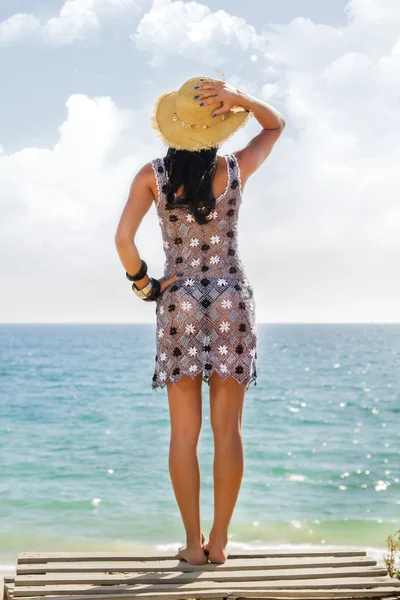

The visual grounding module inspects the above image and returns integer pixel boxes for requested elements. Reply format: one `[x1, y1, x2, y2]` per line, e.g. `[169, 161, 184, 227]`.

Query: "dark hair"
[162, 146, 220, 225]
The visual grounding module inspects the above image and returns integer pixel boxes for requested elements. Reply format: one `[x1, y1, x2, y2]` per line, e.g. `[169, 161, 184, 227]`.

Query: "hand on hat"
[195, 78, 241, 117]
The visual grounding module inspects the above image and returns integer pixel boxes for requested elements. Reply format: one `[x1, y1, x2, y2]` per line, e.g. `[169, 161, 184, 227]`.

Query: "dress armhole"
[230, 153, 243, 197]
[151, 159, 162, 207]
[215, 154, 231, 203]
[225, 153, 232, 190]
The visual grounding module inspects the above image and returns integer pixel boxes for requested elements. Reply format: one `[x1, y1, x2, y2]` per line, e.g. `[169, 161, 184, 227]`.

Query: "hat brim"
[151, 89, 253, 151]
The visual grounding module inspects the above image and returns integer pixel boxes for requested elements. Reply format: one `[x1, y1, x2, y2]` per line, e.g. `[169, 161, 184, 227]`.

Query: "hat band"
[172, 110, 226, 130]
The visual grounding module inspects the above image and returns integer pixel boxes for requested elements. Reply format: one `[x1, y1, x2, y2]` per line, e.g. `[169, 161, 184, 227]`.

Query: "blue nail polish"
[200, 102, 204, 106]
[194, 95, 200, 99]
[176, 271, 182, 277]
[212, 114, 216, 117]
[200, 78, 204, 81]
[194, 86, 199, 89]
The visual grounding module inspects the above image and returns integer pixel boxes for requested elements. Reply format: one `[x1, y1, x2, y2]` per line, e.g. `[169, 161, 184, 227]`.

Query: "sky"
[0, 0, 399, 324]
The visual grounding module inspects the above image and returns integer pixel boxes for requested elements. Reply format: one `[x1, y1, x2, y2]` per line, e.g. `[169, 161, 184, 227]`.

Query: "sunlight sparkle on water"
[288, 474, 309, 482]
[375, 481, 389, 491]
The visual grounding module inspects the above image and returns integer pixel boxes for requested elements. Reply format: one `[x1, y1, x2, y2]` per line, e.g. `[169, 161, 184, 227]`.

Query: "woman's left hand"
[158, 272, 184, 294]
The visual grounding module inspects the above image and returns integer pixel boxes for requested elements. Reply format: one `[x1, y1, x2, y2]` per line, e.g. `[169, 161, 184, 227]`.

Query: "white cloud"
[133, 0, 265, 67]
[0, 0, 140, 45]
[0, 13, 40, 45]
[45, 0, 140, 44]
[0, 94, 164, 323]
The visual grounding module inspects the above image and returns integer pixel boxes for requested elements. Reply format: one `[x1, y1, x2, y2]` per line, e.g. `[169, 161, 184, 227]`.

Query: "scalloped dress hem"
[152, 368, 257, 392]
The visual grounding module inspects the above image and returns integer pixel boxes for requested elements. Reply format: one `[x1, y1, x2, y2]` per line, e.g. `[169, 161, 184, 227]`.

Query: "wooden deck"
[3, 548, 400, 600]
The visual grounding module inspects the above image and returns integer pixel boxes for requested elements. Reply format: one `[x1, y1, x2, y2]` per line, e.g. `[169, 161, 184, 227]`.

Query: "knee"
[210, 417, 241, 443]
[171, 421, 202, 446]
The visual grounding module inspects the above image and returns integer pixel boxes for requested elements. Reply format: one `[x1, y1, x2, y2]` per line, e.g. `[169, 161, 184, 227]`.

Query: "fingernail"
[176, 272, 182, 277]
[194, 86, 199, 89]
[194, 95, 200, 99]
[200, 78, 204, 81]
[200, 102, 204, 106]
[212, 114, 216, 117]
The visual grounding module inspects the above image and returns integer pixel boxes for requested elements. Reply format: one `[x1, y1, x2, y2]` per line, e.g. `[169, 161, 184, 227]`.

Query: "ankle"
[186, 534, 203, 549]
[208, 529, 228, 546]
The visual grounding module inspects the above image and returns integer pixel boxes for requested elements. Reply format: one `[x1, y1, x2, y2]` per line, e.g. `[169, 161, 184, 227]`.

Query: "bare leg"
[204, 372, 247, 563]
[167, 373, 208, 565]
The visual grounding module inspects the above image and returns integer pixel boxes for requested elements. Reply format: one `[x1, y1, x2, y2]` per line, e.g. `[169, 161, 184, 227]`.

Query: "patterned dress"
[151, 153, 258, 391]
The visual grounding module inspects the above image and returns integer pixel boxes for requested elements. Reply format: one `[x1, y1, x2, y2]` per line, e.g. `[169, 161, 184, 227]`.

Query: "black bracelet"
[126, 259, 148, 282]
[143, 277, 161, 302]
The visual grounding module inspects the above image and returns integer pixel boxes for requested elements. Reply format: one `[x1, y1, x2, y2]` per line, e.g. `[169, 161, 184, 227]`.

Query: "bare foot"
[178, 544, 208, 565]
[203, 533, 230, 564]
[178, 532, 208, 565]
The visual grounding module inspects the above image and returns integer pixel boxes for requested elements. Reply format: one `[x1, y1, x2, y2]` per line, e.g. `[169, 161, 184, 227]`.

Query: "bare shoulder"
[232, 125, 285, 187]
[129, 160, 155, 182]
[131, 160, 159, 203]
[137, 160, 156, 180]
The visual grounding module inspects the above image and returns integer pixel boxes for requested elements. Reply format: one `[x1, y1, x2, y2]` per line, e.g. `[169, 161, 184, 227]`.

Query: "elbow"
[279, 116, 286, 130]
[114, 230, 132, 250]
[273, 118, 286, 139]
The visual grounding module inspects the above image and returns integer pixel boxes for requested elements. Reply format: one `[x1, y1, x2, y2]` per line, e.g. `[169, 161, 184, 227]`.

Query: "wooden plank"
[11, 575, 400, 597]
[12, 592, 224, 600]
[6, 591, 226, 600]
[16, 549, 368, 564]
[14, 565, 381, 585]
[15, 557, 378, 575]
[228, 591, 400, 599]
[3, 580, 14, 600]
[9, 586, 400, 600]
[14, 566, 389, 587]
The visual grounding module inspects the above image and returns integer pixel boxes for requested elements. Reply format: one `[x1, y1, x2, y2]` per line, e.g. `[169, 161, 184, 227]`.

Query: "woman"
[115, 76, 285, 566]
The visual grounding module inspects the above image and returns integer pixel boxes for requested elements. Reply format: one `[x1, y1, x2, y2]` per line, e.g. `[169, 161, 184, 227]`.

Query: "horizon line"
[1, 322, 399, 326]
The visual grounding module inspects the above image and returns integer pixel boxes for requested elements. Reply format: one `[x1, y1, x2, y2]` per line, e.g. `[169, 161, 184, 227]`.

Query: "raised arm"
[231, 89, 286, 187]
[195, 78, 286, 189]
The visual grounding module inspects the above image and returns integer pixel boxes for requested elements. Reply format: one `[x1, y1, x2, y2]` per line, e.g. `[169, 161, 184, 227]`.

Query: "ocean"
[1, 323, 399, 572]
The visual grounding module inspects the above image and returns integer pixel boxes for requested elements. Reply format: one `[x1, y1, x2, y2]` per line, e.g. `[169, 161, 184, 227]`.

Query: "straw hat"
[151, 76, 253, 151]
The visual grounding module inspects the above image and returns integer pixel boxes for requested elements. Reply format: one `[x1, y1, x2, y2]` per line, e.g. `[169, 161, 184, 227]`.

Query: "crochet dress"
[151, 153, 258, 391]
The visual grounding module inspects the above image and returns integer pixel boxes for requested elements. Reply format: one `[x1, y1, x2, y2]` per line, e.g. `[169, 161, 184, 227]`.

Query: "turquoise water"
[1, 324, 399, 571]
